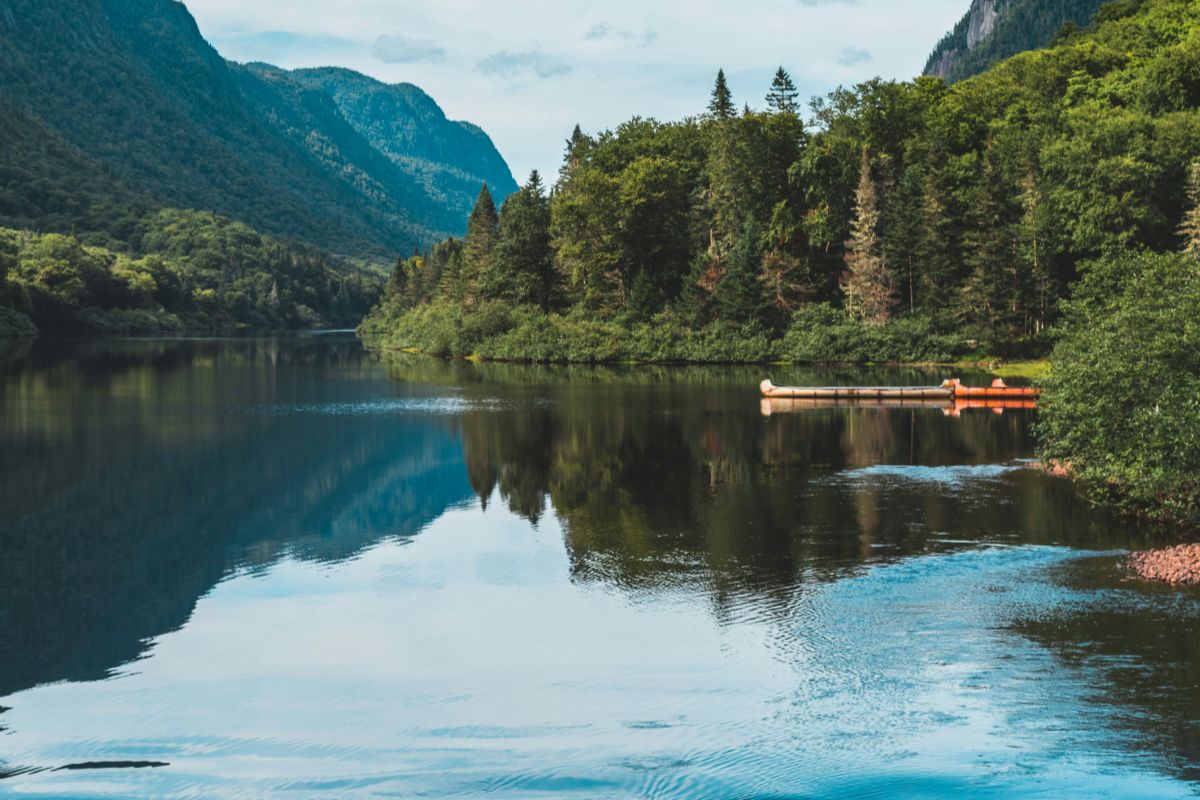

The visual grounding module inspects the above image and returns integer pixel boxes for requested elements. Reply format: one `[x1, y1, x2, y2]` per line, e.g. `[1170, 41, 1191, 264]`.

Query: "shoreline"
[368, 342, 1050, 378]
[1126, 544, 1200, 586]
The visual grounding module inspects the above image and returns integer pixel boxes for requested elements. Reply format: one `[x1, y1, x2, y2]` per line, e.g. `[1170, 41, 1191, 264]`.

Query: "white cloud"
[371, 33, 446, 64]
[183, 0, 967, 180]
[476, 48, 571, 79]
[838, 47, 873, 66]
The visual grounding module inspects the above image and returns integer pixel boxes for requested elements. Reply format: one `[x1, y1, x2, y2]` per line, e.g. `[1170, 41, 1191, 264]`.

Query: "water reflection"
[0, 337, 1196, 797]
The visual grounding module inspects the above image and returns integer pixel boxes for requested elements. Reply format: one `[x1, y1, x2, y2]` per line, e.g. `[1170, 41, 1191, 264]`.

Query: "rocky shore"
[1126, 544, 1200, 586]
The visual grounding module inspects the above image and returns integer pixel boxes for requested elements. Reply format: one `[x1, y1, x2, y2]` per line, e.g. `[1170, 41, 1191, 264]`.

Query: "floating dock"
[761, 397, 1038, 418]
[760, 378, 1040, 401]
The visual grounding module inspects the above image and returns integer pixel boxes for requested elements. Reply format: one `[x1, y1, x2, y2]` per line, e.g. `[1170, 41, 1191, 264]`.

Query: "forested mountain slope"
[362, 0, 1200, 365]
[0, 0, 515, 260]
[924, 0, 1109, 83]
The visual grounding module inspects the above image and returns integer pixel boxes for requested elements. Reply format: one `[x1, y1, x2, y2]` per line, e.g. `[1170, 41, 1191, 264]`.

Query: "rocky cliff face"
[924, 0, 1108, 83]
[927, 0, 1010, 79]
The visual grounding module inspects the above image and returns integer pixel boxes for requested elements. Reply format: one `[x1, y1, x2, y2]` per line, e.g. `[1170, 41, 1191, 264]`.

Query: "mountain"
[0, 0, 516, 261]
[924, 0, 1110, 83]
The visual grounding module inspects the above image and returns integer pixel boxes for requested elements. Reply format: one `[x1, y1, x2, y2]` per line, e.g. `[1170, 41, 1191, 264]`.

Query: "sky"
[183, 0, 968, 182]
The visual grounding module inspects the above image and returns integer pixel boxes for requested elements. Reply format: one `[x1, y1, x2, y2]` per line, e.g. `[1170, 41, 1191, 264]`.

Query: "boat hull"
[760, 379, 1040, 400]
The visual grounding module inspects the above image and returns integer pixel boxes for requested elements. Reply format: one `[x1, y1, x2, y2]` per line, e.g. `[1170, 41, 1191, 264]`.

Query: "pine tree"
[716, 220, 768, 324]
[462, 184, 499, 306]
[765, 67, 799, 115]
[1181, 159, 1200, 257]
[841, 148, 896, 325]
[708, 69, 734, 120]
[486, 171, 559, 310]
[559, 124, 591, 185]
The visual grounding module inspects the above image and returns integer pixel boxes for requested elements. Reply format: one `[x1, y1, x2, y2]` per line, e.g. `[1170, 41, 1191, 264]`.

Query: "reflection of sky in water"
[0, 500, 1191, 798]
[834, 463, 1027, 486]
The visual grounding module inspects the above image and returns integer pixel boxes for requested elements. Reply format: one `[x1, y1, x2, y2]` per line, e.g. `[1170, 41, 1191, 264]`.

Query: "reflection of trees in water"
[1012, 563, 1200, 782]
[0, 337, 472, 700]
[437, 358, 1150, 611]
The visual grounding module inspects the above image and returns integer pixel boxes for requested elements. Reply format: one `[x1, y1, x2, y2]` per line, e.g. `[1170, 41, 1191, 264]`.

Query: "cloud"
[476, 49, 571, 79]
[583, 22, 658, 47]
[838, 47, 873, 66]
[371, 33, 446, 64]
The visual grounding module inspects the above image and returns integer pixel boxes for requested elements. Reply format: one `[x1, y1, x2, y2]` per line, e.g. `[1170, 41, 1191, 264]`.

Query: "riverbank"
[358, 300, 1050, 369]
[1127, 545, 1200, 586]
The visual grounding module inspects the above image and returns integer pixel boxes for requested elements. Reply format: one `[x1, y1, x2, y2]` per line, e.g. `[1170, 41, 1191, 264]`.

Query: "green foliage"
[1039, 251, 1200, 526]
[766, 68, 801, 115]
[782, 304, 965, 363]
[362, 0, 1200, 367]
[708, 69, 735, 120]
[486, 172, 560, 310]
[0, 0, 515, 261]
[362, 299, 778, 364]
[0, 211, 381, 336]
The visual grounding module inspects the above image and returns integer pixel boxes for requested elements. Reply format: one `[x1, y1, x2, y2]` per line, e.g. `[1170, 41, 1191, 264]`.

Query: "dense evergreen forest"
[925, 0, 1110, 83]
[362, 0, 1200, 365]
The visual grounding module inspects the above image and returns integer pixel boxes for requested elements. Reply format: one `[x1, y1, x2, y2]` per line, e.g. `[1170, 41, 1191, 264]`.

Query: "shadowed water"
[0, 333, 1197, 798]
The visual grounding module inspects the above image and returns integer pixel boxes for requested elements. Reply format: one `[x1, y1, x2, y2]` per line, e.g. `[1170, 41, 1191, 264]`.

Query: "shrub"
[782, 304, 965, 363]
[1039, 252, 1200, 526]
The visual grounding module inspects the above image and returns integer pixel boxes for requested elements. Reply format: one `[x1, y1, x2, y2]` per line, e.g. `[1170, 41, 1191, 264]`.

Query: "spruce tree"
[486, 171, 558, 310]
[765, 67, 799, 115]
[841, 147, 896, 325]
[708, 69, 734, 120]
[1181, 159, 1200, 257]
[559, 124, 591, 185]
[716, 220, 768, 324]
[462, 184, 499, 306]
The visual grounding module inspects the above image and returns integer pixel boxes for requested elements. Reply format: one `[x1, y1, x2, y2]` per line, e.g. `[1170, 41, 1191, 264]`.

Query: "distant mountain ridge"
[924, 0, 1110, 83]
[0, 0, 516, 261]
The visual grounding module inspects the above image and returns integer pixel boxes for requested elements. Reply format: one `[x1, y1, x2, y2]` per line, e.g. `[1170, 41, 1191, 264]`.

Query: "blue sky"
[184, 0, 968, 182]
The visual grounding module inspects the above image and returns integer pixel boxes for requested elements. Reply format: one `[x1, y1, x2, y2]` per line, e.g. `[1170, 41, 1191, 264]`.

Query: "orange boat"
[761, 396, 1037, 418]
[760, 378, 1040, 401]
[942, 378, 1041, 400]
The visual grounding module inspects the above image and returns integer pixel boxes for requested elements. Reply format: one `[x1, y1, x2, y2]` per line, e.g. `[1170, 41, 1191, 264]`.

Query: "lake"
[0, 332, 1197, 799]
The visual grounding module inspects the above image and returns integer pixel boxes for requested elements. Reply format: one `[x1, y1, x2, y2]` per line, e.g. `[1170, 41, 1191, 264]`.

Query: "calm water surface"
[0, 333, 1198, 799]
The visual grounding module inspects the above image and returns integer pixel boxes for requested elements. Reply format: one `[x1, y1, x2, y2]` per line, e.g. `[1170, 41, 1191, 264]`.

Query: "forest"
[0, 210, 381, 336]
[362, 0, 1200, 367]
[359, 0, 1200, 526]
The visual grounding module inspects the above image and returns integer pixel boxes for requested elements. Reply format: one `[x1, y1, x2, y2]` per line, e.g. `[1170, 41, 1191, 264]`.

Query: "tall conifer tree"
[462, 184, 499, 305]
[1181, 159, 1200, 257]
[766, 67, 799, 115]
[841, 148, 896, 324]
[708, 69, 735, 120]
[487, 171, 558, 310]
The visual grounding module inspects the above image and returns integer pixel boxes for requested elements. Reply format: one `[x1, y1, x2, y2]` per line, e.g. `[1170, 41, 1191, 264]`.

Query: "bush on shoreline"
[359, 299, 968, 365]
[1039, 251, 1200, 528]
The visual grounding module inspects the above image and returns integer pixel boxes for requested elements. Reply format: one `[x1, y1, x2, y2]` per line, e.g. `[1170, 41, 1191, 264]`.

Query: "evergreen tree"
[462, 184, 499, 306]
[559, 124, 592, 186]
[708, 69, 735, 120]
[766, 67, 800, 115]
[841, 148, 895, 324]
[958, 143, 1026, 341]
[487, 171, 559, 310]
[716, 220, 768, 324]
[384, 256, 408, 299]
[1181, 159, 1200, 256]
